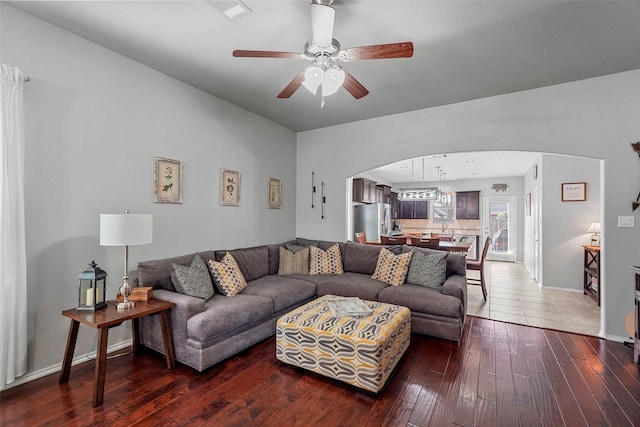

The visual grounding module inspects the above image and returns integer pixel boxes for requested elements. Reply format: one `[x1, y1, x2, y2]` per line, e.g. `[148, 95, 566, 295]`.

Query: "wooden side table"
[59, 298, 175, 407]
[631, 266, 640, 365]
[583, 245, 601, 306]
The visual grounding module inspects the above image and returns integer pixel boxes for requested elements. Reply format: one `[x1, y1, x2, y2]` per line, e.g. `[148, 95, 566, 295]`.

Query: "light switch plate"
[618, 216, 635, 227]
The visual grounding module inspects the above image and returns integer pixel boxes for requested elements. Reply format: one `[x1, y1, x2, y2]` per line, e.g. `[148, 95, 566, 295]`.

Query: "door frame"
[482, 196, 517, 262]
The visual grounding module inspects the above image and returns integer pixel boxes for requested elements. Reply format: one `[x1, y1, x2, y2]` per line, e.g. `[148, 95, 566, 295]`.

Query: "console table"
[59, 299, 175, 407]
[583, 245, 601, 306]
[630, 266, 640, 365]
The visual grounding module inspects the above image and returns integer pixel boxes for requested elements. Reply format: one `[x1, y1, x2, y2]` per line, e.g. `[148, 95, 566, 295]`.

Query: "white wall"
[1, 4, 297, 382]
[297, 70, 640, 341]
[540, 155, 600, 290]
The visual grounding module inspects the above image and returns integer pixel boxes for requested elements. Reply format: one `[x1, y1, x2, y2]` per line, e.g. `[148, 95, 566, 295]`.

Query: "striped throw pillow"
[278, 246, 310, 275]
[309, 244, 344, 275]
[371, 247, 413, 286]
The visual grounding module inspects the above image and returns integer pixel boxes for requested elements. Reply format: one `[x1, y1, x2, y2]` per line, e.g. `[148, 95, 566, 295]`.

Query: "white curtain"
[0, 64, 27, 390]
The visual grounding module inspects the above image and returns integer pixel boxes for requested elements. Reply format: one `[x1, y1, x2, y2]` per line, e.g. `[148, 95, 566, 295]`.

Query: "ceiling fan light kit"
[232, 0, 414, 107]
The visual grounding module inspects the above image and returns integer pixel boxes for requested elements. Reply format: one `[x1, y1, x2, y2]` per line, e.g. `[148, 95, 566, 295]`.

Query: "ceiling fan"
[232, 0, 414, 107]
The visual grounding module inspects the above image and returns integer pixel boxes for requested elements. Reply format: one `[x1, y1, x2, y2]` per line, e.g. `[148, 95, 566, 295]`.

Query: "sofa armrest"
[152, 289, 207, 327]
[441, 274, 467, 304]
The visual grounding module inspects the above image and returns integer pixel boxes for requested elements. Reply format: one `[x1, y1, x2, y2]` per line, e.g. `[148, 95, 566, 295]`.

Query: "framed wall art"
[153, 156, 183, 204]
[561, 182, 587, 202]
[268, 177, 281, 209]
[220, 169, 240, 206]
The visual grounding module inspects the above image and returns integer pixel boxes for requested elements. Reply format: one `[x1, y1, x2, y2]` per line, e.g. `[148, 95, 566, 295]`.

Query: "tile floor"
[466, 261, 601, 336]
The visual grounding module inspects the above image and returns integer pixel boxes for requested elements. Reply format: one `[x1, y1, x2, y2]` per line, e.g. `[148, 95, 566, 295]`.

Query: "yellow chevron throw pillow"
[371, 247, 413, 286]
[207, 252, 247, 296]
[309, 244, 344, 275]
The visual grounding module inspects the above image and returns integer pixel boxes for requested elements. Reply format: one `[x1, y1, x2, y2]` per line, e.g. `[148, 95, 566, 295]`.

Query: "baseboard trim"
[602, 333, 629, 343]
[0, 339, 132, 392]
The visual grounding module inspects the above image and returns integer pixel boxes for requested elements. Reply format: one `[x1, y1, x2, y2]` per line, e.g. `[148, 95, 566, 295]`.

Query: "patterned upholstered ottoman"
[276, 295, 411, 393]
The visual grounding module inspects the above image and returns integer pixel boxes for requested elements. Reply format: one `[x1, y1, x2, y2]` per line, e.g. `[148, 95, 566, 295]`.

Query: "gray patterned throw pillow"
[171, 254, 215, 300]
[406, 249, 448, 289]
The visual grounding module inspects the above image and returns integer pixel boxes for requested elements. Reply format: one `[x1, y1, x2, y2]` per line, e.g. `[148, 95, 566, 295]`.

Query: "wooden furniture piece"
[583, 245, 601, 306]
[381, 235, 407, 245]
[630, 266, 640, 364]
[466, 236, 492, 300]
[354, 232, 367, 244]
[438, 240, 473, 253]
[411, 237, 440, 249]
[59, 298, 176, 407]
[375, 184, 391, 203]
[455, 191, 480, 219]
[352, 178, 377, 204]
[397, 200, 429, 219]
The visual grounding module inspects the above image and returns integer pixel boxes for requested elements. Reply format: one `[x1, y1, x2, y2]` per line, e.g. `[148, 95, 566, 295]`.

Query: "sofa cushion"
[342, 242, 403, 275]
[402, 245, 466, 277]
[315, 272, 388, 301]
[371, 248, 413, 286]
[407, 249, 448, 289]
[214, 246, 270, 282]
[170, 254, 215, 300]
[378, 284, 463, 319]
[310, 244, 344, 275]
[138, 252, 198, 292]
[285, 243, 307, 253]
[208, 253, 248, 297]
[267, 244, 283, 275]
[278, 246, 310, 275]
[242, 275, 316, 312]
[296, 237, 319, 247]
[187, 294, 273, 344]
[445, 252, 467, 277]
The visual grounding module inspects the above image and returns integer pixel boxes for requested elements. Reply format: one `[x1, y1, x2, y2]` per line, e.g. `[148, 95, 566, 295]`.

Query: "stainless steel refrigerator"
[354, 203, 391, 243]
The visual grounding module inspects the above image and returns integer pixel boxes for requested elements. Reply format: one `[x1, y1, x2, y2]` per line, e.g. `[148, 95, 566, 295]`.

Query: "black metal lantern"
[77, 261, 107, 311]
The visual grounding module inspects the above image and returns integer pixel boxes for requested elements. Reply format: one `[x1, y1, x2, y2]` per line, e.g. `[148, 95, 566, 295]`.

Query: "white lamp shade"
[100, 213, 153, 246]
[321, 68, 345, 96]
[587, 222, 601, 233]
[302, 66, 323, 95]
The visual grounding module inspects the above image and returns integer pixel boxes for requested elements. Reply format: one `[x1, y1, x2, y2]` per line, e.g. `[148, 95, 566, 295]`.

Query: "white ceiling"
[9, 0, 640, 133]
[363, 151, 539, 185]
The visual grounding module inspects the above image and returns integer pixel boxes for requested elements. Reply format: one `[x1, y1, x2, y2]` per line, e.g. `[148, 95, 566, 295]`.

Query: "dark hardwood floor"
[2, 316, 639, 426]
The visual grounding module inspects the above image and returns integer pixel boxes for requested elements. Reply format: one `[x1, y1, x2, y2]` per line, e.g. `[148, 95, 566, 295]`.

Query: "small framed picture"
[525, 192, 531, 216]
[268, 177, 281, 209]
[154, 156, 183, 204]
[220, 169, 240, 206]
[561, 182, 587, 202]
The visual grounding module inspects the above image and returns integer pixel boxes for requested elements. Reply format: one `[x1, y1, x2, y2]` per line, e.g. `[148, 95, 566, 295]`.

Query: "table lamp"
[587, 222, 601, 246]
[100, 210, 153, 310]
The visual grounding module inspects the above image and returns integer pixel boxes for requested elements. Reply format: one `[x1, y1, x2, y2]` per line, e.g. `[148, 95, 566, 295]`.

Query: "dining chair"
[380, 235, 407, 245]
[466, 236, 492, 300]
[411, 238, 440, 249]
[354, 232, 367, 244]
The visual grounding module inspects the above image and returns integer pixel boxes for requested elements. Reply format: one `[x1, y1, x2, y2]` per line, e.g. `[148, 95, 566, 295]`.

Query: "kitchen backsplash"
[394, 219, 481, 235]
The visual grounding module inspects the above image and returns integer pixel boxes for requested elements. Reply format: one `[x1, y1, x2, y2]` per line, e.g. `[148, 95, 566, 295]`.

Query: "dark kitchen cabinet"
[390, 192, 399, 218]
[376, 185, 391, 204]
[353, 178, 377, 203]
[456, 191, 480, 219]
[397, 200, 429, 219]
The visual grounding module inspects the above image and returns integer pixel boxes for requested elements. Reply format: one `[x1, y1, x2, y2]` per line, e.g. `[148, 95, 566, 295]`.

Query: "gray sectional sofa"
[136, 238, 468, 372]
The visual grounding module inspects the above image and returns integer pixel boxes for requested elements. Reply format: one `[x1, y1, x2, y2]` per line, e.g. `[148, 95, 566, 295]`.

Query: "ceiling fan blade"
[342, 70, 369, 99]
[310, 3, 335, 47]
[233, 50, 303, 59]
[277, 72, 305, 98]
[339, 42, 414, 61]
